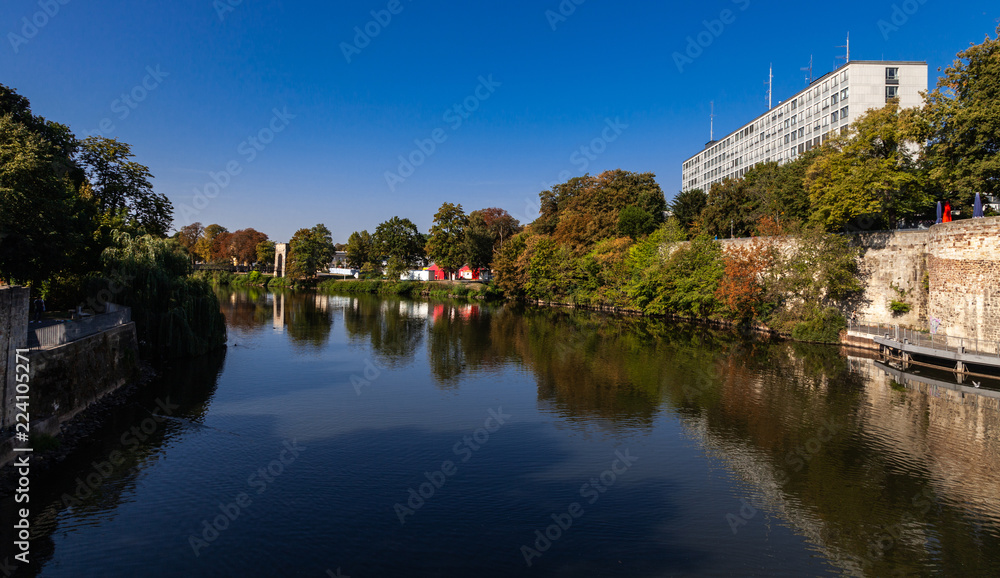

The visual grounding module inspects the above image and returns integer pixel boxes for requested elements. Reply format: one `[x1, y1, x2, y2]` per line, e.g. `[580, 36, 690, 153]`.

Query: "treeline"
[343, 206, 522, 279]
[0, 84, 224, 358]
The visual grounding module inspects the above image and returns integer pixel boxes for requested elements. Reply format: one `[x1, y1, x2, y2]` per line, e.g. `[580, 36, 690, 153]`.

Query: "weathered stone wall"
[851, 230, 929, 329]
[715, 217, 1000, 341]
[926, 218, 1000, 342]
[0, 286, 29, 431]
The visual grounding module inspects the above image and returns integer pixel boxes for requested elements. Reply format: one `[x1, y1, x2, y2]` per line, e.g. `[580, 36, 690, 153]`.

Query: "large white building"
[681, 60, 927, 192]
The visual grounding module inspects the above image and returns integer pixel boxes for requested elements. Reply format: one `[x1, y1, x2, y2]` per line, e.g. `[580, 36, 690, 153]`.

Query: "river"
[7, 289, 1000, 577]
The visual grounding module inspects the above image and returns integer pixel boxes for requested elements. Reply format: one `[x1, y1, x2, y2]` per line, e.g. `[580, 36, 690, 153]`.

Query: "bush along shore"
[316, 279, 504, 301]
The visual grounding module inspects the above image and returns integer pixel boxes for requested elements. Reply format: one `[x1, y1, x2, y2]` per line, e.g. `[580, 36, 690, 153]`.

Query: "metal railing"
[848, 320, 1000, 359]
[28, 308, 131, 350]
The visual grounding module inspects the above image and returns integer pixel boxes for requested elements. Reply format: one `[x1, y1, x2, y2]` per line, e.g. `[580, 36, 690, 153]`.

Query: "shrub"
[791, 307, 846, 343]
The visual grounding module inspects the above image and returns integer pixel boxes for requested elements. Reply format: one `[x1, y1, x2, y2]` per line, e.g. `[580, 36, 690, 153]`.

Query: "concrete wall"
[25, 323, 139, 430]
[0, 286, 29, 431]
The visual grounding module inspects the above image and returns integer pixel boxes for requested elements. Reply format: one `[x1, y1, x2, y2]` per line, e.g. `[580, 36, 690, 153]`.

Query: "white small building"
[329, 267, 359, 278]
[401, 270, 431, 281]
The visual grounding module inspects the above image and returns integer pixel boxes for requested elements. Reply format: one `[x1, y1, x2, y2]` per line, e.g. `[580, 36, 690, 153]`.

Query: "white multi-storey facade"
[681, 61, 927, 192]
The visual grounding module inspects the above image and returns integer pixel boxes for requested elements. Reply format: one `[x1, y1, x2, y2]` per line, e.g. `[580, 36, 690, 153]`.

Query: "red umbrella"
[943, 201, 952, 223]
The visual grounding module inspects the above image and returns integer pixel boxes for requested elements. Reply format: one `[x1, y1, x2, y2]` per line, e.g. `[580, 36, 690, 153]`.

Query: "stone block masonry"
[717, 217, 1000, 343]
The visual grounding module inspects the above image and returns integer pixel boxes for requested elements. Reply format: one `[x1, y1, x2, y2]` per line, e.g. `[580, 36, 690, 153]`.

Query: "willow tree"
[98, 232, 226, 358]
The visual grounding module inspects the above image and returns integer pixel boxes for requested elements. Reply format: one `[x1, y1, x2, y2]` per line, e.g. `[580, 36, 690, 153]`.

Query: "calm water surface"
[6, 289, 1000, 577]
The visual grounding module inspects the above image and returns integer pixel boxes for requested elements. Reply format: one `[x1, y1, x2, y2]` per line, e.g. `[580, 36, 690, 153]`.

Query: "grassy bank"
[316, 279, 503, 300]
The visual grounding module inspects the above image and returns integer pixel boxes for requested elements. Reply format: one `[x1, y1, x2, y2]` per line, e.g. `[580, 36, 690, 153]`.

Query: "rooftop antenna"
[764, 63, 773, 110]
[710, 100, 715, 141]
[801, 55, 814, 85]
[837, 32, 850, 65]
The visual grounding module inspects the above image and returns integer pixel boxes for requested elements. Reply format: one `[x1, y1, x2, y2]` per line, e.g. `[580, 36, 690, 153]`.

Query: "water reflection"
[19, 288, 1000, 577]
[322, 295, 1000, 576]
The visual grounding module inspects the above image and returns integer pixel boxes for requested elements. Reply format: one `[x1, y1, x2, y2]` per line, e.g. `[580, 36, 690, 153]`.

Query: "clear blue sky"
[4, 0, 997, 242]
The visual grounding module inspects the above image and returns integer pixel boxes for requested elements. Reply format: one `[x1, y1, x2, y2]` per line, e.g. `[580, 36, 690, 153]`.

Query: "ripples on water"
[4, 289, 1000, 577]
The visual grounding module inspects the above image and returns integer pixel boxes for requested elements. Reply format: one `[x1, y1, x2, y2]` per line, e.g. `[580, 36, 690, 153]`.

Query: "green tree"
[471, 207, 522, 250]
[807, 101, 930, 231]
[78, 136, 172, 237]
[463, 212, 494, 272]
[372, 216, 424, 273]
[287, 224, 335, 278]
[256, 240, 276, 269]
[924, 24, 1000, 198]
[617, 205, 656, 239]
[0, 115, 87, 285]
[425, 202, 468, 278]
[669, 188, 707, 235]
[346, 230, 374, 269]
[700, 177, 761, 238]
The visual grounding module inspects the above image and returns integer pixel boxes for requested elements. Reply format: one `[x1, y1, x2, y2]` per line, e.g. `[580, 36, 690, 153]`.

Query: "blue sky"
[3, 0, 998, 242]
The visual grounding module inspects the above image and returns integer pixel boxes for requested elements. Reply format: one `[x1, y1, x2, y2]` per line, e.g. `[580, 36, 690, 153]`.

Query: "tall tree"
[177, 222, 204, 252]
[536, 170, 667, 254]
[230, 228, 268, 265]
[0, 116, 86, 284]
[924, 24, 1000, 198]
[372, 217, 424, 273]
[346, 230, 374, 269]
[287, 224, 335, 278]
[194, 224, 228, 263]
[669, 188, 707, 235]
[463, 212, 494, 272]
[426, 202, 468, 278]
[78, 136, 172, 236]
[471, 207, 522, 250]
[807, 101, 930, 231]
[256, 240, 276, 270]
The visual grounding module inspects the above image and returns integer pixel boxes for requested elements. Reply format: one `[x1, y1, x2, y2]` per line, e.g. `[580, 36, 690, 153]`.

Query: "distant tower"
[767, 63, 773, 109]
[274, 243, 288, 277]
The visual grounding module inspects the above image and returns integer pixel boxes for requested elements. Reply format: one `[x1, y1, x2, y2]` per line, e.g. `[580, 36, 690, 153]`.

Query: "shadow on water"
[14, 288, 1000, 577]
[0, 347, 227, 578]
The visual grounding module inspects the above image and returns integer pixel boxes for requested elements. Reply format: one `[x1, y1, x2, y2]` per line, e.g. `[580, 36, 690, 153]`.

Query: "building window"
[831, 93, 839, 105]
[784, 134, 790, 144]
[798, 128, 804, 138]
[840, 106, 848, 119]
[831, 111, 839, 122]
[886, 67, 899, 84]
[841, 87, 849, 100]
[886, 85, 899, 101]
